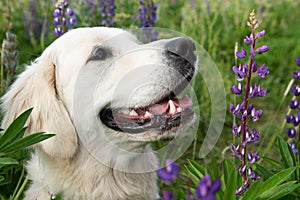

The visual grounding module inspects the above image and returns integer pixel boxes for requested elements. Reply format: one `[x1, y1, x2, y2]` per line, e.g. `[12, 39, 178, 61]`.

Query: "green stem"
[14, 174, 29, 200]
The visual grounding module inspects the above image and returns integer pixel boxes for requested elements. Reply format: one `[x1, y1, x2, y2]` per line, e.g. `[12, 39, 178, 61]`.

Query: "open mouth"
[100, 94, 194, 134]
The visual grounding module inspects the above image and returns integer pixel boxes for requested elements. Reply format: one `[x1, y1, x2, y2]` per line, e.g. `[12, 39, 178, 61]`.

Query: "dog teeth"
[177, 107, 182, 112]
[144, 111, 153, 118]
[169, 100, 176, 114]
[120, 109, 130, 115]
[129, 110, 138, 116]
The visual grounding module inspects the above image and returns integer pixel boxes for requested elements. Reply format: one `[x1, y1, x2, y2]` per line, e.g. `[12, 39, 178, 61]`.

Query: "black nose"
[165, 37, 197, 64]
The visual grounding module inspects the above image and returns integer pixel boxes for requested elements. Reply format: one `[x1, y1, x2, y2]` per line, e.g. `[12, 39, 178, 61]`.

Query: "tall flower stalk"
[52, 0, 76, 36]
[1, 0, 18, 95]
[99, 0, 116, 27]
[285, 57, 300, 154]
[230, 10, 269, 195]
[139, 0, 158, 41]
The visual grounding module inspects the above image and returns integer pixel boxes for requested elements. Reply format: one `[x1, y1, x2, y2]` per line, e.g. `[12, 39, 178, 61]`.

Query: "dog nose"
[165, 37, 197, 64]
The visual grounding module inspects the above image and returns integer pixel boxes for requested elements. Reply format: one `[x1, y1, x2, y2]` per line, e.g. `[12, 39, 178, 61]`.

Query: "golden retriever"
[1, 27, 196, 200]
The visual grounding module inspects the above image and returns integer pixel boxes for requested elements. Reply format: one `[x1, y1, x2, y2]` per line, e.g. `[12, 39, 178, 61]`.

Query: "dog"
[1, 27, 197, 199]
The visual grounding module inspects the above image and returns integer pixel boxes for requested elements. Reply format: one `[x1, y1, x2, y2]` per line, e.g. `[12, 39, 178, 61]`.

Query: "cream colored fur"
[1, 27, 193, 199]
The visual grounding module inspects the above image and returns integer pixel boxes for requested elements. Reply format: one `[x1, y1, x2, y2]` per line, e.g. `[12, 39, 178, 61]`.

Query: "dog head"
[1, 27, 197, 160]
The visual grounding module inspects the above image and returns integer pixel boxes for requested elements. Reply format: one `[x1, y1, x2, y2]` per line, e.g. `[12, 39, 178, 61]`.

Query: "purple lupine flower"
[99, 0, 116, 27]
[289, 99, 299, 109]
[286, 128, 296, 138]
[292, 69, 300, 80]
[291, 85, 300, 96]
[195, 174, 221, 200]
[247, 151, 259, 164]
[295, 57, 300, 67]
[255, 46, 270, 54]
[249, 83, 267, 98]
[244, 35, 252, 45]
[230, 10, 267, 196]
[285, 57, 300, 153]
[255, 29, 266, 39]
[257, 64, 269, 78]
[139, 0, 158, 41]
[157, 191, 175, 200]
[289, 143, 298, 154]
[249, 107, 263, 122]
[236, 47, 247, 59]
[232, 64, 248, 81]
[52, 0, 76, 36]
[157, 160, 179, 184]
[231, 83, 243, 94]
[244, 128, 260, 145]
[232, 123, 242, 137]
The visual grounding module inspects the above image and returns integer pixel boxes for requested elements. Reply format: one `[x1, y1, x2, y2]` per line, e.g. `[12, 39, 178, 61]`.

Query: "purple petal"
[286, 128, 296, 138]
[256, 45, 270, 54]
[255, 29, 266, 39]
[209, 179, 221, 194]
[236, 48, 247, 59]
[296, 57, 300, 67]
[292, 70, 300, 80]
[230, 83, 242, 95]
[162, 191, 175, 200]
[291, 85, 300, 96]
[244, 35, 252, 45]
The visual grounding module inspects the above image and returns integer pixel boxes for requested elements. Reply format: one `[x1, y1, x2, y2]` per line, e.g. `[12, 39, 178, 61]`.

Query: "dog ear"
[1, 54, 78, 159]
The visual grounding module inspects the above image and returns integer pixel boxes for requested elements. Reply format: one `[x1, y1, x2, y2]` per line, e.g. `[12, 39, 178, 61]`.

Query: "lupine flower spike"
[157, 160, 178, 200]
[99, 0, 116, 27]
[230, 10, 269, 196]
[157, 159, 179, 184]
[195, 174, 221, 200]
[286, 56, 300, 154]
[52, 0, 76, 36]
[139, 0, 158, 41]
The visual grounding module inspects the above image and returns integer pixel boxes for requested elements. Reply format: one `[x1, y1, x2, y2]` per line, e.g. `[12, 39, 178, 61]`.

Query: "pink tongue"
[148, 95, 193, 115]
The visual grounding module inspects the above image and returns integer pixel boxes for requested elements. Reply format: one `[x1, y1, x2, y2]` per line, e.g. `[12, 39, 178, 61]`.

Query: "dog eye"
[88, 47, 112, 62]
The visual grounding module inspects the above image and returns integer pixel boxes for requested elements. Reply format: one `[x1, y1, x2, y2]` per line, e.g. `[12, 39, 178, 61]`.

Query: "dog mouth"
[99, 94, 194, 134]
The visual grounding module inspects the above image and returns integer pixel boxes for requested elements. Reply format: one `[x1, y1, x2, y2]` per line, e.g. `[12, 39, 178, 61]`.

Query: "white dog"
[1, 27, 196, 200]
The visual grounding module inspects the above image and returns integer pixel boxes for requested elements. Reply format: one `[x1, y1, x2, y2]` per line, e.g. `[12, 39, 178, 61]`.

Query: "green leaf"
[223, 159, 237, 200]
[0, 132, 55, 153]
[185, 166, 201, 186]
[222, 159, 235, 184]
[268, 183, 300, 200]
[0, 108, 32, 149]
[212, 157, 220, 179]
[240, 179, 262, 200]
[0, 157, 18, 165]
[256, 164, 274, 180]
[262, 157, 282, 169]
[260, 167, 296, 194]
[0, 175, 4, 183]
[278, 136, 296, 168]
[187, 159, 206, 176]
[258, 181, 300, 199]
